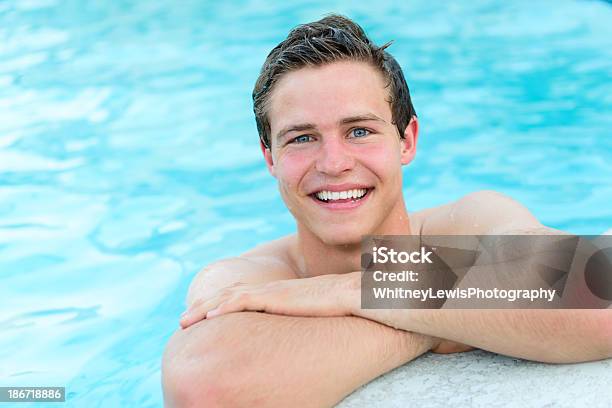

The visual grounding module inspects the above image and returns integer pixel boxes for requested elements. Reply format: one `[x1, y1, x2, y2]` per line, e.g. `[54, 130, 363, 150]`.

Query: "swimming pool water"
[1, 0, 611, 406]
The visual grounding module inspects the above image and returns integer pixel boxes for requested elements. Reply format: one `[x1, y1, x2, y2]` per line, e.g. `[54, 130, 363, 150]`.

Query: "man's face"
[263, 61, 417, 246]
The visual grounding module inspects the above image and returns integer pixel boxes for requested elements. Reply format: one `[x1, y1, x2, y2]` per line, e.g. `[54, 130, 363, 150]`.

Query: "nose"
[314, 136, 355, 176]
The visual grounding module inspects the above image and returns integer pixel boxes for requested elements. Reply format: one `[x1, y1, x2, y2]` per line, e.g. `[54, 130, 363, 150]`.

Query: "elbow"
[162, 321, 245, 407]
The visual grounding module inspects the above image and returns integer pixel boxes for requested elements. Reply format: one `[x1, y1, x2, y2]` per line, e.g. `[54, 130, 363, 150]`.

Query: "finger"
[180, 282, 263, 327]
[182, 282, 275, 326]
[181, 282, 258, 328]
[206, 292, 267, 319]
[180, 296, 225, 328]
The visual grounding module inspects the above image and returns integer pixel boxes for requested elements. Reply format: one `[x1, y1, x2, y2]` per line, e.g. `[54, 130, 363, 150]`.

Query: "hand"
[180, 272, 361, 329]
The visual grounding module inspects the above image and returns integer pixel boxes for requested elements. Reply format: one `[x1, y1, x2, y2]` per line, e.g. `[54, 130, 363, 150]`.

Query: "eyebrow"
[340, 113, 386, 125]
[275, 113, 387, 141]
[275, 123, 317, 141]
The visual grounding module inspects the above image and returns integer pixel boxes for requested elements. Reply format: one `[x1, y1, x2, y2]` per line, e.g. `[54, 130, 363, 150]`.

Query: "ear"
[260, 139, 276, 177]
[400, 116, 418, 165]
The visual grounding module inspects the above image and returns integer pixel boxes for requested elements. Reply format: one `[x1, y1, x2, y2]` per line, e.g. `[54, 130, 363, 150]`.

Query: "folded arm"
[163, 312, 435, 407]
[368, 308, 612, 363]
[163, 252, 439, 407]
[394, 193, 612, 363]
[183, 270, 611, 364]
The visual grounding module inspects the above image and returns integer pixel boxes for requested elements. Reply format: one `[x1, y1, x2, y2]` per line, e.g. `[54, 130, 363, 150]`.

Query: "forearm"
[163, 312, 435, 407]
[369, 308, 612, 363]
[189, 271, 610, 364]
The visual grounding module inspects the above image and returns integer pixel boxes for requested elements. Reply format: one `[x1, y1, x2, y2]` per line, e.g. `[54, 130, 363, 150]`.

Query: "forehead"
[267, 61, 392, 135]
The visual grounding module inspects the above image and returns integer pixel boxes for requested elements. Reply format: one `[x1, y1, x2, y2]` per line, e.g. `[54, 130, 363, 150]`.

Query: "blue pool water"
[1, 0, 611, 406]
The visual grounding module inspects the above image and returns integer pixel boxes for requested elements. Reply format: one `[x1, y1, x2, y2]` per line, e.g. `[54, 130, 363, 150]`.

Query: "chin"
[314, 224, 369, 247]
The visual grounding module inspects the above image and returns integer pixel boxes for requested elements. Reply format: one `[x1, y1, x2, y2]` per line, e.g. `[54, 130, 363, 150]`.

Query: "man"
[162, 15, 611, 407]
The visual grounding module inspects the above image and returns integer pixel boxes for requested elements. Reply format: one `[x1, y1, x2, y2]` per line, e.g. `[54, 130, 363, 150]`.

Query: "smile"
[315, 188, 367, 202]
[309, 187, 373, 210]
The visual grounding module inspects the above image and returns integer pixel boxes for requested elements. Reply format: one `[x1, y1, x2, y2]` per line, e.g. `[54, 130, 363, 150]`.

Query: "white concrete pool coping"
[338, 349, 612, 407]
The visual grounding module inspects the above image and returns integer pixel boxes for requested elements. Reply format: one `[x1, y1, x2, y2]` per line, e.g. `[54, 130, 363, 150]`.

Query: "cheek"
[274, 152, 313, 191]
[358, 144, 402, 178]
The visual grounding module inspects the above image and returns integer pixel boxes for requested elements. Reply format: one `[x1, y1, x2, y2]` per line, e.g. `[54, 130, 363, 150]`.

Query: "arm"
[163, 253, 438, 407]
[194, 271, 611, 363]
[392, 191, 612, 363]
[164, 312, 435, 407]
[377, 309, 612, 363]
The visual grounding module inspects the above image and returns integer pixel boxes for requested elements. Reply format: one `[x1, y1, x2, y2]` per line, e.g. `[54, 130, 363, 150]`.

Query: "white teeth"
[315, 189, 367, 202]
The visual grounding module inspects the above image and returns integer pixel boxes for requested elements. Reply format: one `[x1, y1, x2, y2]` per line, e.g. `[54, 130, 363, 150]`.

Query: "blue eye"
[292, 135, 313, 144]
[351, 128, 370, 138]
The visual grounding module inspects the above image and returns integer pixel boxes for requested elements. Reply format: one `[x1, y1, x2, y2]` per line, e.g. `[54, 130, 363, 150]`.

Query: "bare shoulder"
[186, 235, 299, 306]
[413, 190, 545, 235]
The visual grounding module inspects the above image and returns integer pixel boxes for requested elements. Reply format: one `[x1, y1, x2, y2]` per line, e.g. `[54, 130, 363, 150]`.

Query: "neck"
[295, 205, 413, 278]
